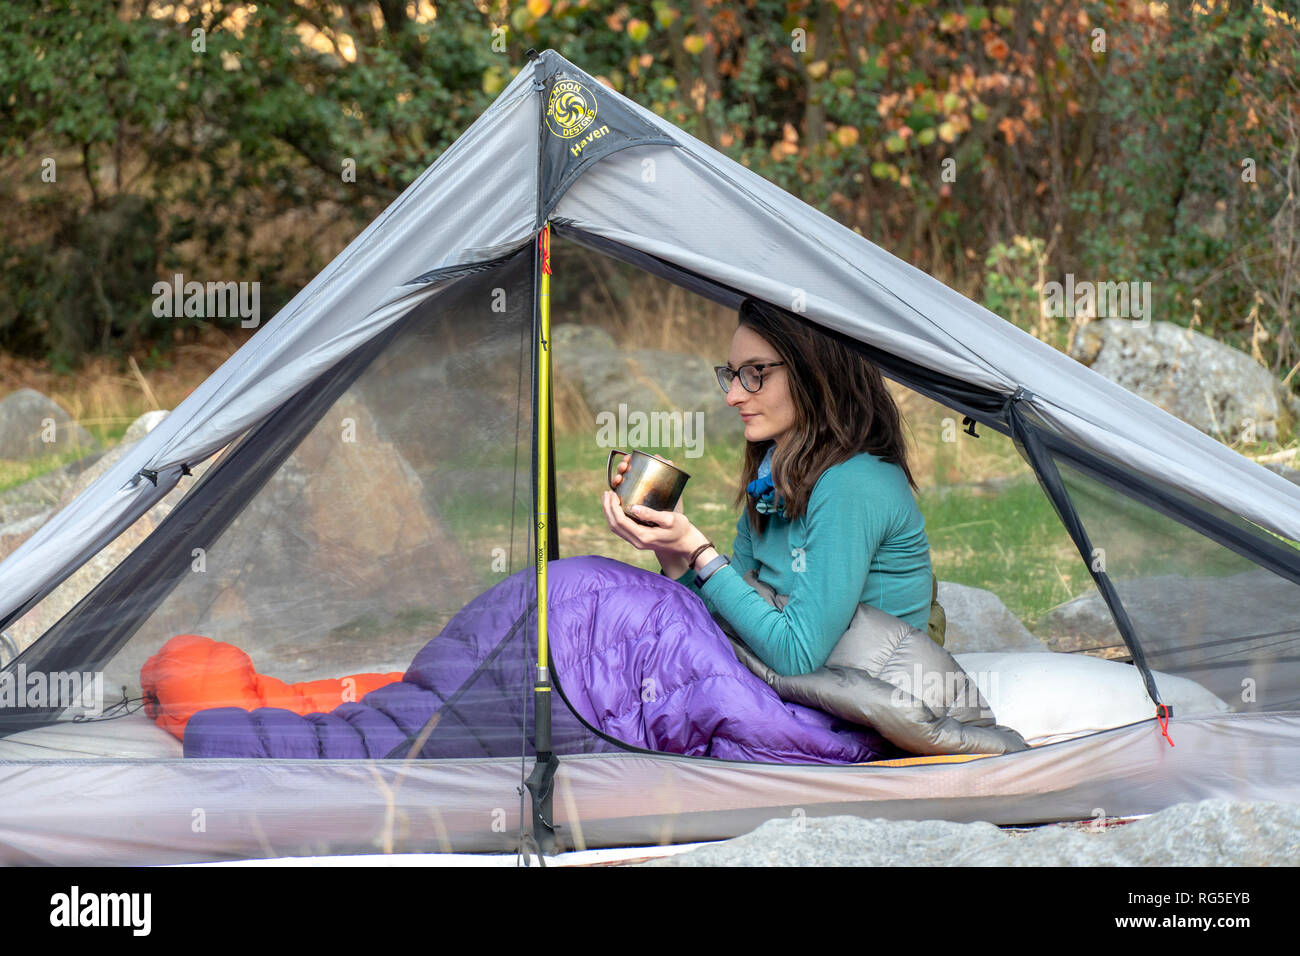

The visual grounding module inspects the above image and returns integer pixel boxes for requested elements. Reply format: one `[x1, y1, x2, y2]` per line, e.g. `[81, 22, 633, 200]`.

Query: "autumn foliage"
[0, 0, 1295, 384]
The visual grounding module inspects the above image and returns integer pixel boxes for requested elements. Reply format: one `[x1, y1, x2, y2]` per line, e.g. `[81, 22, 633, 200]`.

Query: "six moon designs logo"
[546, 78, 597, 139]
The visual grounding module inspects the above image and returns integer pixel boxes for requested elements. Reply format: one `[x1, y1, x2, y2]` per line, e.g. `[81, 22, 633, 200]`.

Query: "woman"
[602, 296, 935, 678]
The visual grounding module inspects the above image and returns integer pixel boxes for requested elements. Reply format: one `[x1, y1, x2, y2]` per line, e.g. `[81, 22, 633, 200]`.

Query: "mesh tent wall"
[0, 50, 1297, 863]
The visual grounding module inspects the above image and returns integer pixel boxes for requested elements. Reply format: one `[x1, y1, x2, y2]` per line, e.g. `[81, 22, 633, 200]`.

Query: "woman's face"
[724, 325, 797, 447]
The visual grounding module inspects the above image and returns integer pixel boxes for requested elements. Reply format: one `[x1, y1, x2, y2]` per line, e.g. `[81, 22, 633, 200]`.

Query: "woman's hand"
[603, 455, 706, 573]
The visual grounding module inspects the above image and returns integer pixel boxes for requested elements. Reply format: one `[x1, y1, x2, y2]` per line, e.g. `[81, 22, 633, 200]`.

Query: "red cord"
[1156, 703, 1174, 747]
[538, 225, 552, 275]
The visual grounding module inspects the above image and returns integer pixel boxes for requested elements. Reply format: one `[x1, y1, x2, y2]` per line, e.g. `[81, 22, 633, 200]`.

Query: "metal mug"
[606, 449, 690, 526]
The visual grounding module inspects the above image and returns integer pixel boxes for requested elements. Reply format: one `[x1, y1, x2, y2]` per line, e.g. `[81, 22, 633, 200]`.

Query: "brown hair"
[732, 297, 918, 535]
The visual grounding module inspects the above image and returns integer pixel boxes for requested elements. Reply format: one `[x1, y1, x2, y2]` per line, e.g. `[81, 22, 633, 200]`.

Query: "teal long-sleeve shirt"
[674, 452, 932, 677]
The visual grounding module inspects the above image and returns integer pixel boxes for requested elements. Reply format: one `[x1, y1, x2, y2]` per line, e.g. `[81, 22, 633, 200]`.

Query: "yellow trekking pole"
[536, 221, 552, 687]
[525, 220, 559, 855]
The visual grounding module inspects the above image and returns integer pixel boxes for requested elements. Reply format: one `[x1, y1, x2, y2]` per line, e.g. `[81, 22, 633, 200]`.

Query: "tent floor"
[178, 843, 716, 867]
[0, 711, 1295, 865]
[0, 711, 181, 760]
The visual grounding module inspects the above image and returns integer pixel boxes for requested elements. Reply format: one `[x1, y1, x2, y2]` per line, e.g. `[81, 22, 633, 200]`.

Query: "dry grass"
[0, 323, 251, 446]
[556, 241, 737, 360]
[895, 386, 1034, 490]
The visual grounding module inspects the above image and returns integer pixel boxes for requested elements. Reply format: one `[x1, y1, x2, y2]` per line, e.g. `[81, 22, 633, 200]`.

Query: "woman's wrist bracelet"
[686, 540, 714, 571]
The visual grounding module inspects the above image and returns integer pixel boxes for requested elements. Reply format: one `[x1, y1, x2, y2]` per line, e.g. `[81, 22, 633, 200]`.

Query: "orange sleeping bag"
[141, 634, 405, 741]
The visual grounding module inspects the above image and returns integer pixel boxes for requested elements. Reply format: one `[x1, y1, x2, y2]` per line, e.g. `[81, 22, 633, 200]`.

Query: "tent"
[0, 49, 1297, 864]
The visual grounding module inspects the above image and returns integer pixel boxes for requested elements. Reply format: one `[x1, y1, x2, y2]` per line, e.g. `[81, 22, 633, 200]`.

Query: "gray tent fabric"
[2, 48, 1298, 633]
[720, 569, 1029, 756]
[0, 50, 1296, 863]
[547, 67, 1300, 546]
[0, 62, 540, 632]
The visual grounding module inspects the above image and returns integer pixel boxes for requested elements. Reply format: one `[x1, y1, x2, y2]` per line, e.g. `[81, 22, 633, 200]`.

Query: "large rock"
[110, 393, 485, 687]
[0, 389, 98, 460]
[1070, 319, 1283, 442]
[1261, 460, 1300, 488]
[352, 328, 529, 484]
[1038, 568, 1300, 649]
[2, 410, 181, 654]
[59, 409, 171, 505]
[643, 799, 1300, 866]
[5, 321, 520, 683]
[0, 450, 106, 556]
[122, 409, 169, 444]
[937, 581, 1048, 653]
[551, 322, 743, 461]
[1036, 569, 1300, 706]
[550, 324, 619, 381]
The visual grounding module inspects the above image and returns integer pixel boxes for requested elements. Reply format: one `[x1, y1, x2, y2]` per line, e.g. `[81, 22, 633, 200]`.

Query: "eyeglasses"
[714, 362, 785, 394]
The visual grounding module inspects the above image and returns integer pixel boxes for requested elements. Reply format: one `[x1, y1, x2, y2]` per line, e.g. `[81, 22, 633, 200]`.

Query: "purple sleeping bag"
[183, 555, 903, 763]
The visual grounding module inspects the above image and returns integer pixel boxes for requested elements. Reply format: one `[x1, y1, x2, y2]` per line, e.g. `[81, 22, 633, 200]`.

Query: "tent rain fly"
[0, 50, 1297, 864]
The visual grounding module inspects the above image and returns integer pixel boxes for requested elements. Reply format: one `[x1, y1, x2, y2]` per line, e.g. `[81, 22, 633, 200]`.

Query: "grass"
[0, 323, 249, 485]
[555, 424, 749, 573]
[0, 447, 97, 494]
[921, 477, 1082, 624]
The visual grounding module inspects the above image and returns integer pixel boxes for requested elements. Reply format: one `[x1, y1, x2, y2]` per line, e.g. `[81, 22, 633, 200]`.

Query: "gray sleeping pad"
[718, 568, 1029, 756]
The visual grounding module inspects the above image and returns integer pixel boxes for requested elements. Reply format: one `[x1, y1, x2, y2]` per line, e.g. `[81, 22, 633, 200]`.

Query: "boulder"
[5, 333, 515, 683]
[0, 389, 98, 460]
[2, 410, 181, 654]
[937, 581, 1048, 653]
[353, 329, 529, 479]
[643, 800, 1300, 866]
[1261, 460, 1300, 488]
[0, 450, 106, 558]
[123, 409, 169, 444]
[106, 394, 485, 687]
[551, 322, 743, 460]
[1036, 569, 1300, 705]
[1037, 568, 1300, 650]
[1070, 319, 1282, 442]
[60, 410, 170, 504]
[550, 323, 618, 378]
